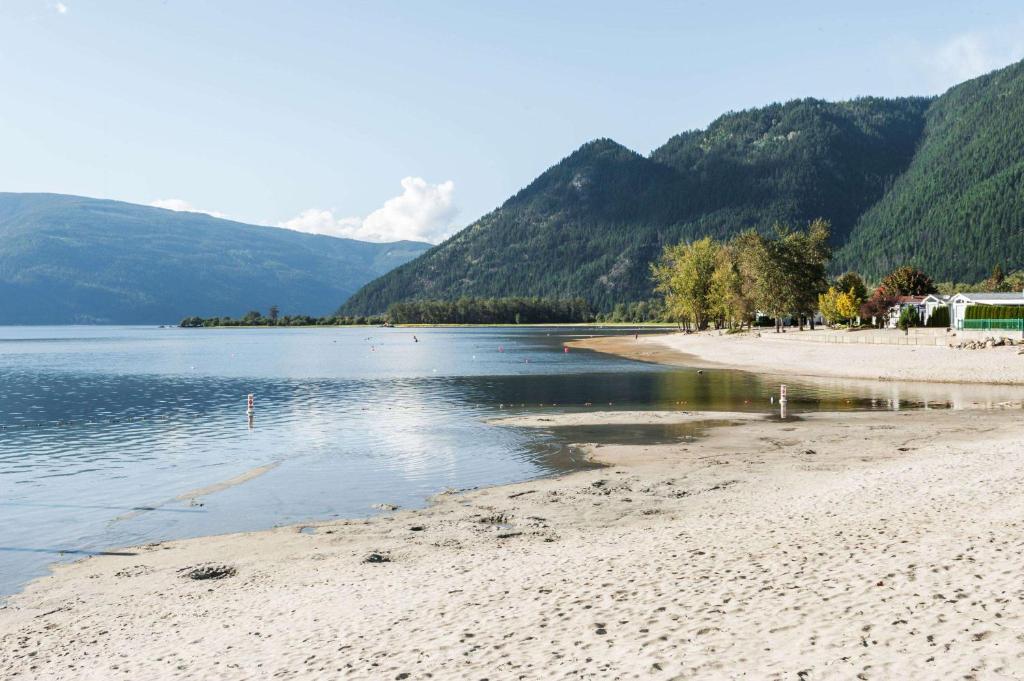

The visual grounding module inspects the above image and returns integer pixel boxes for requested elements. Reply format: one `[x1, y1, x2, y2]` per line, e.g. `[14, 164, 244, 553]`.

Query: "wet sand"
[3, 407, 1024, 679]
[110, 462, 281, 523]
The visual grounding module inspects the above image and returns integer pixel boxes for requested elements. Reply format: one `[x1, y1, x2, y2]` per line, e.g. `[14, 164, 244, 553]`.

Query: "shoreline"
[173, 322, 679, 329]
[569, 329, 1024, 385]
[4, 406, 1024, 678]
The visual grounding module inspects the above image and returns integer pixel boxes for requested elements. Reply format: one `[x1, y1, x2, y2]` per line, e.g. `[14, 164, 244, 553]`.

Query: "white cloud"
[913, 27, 1024, 92]
[150, 198, 226, 219]
[55, 2, 68, 14]
[280, 177, 459, 243]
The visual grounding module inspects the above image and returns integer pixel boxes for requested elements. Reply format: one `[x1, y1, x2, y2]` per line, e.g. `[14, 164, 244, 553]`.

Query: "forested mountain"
[834, 60, 1024, 281]
[0, 194, 430, 324]
[344, 59, 1024, 315]
[342, 97, 932, 314]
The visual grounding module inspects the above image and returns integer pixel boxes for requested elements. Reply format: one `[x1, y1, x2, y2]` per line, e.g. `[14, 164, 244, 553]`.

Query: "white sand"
[572, 330, 1024, 385]
[4, 408, 1024, 679]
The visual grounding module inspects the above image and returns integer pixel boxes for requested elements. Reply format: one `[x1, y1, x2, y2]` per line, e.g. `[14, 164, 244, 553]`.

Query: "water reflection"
[0, 325, 1022, 596]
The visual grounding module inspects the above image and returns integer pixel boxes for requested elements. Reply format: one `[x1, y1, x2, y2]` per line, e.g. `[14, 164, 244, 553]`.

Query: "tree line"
[180, 309, 386, 327]
[385, 297, 594, 324]
[181, 253, 1022, 330]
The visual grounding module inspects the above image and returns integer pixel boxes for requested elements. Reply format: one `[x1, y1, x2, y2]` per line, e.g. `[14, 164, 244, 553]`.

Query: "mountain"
[344, 59, 1024, 314]
[835, 60, 1024, 281]
[342, 97, 932, 314]
[0, 193, 431, 324]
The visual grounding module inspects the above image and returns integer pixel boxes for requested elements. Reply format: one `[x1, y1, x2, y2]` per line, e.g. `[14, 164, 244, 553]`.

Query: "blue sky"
[2, 1, 1023, 243]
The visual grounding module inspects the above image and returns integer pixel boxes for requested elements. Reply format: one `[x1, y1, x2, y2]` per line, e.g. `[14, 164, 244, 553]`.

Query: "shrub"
[964, 304, 1024, 320]
[926, 305, 950, 327]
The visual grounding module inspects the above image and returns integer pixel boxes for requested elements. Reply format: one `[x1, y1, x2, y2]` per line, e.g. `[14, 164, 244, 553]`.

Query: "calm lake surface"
[2, 325, 1022, 595]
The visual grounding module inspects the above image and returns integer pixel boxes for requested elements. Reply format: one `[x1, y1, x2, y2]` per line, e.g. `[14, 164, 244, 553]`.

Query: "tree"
[787, 218, 831, 329]
[651, 237, 720, 330]
[736, 221, 831, 332]
[897, 305, 921, 330]
[860, 288, 898, 327]
[835, 288, 861, 322]
[733, 229, 793, 333]
[835, 271, 868, 303]
[879, 266, 937, 296]
[708, 244, 753, 329]
[982, 264, 1008, 292]
[268, 305, 280, 323]
[819, 286, 860, 327]
[818, 287, 843, 327]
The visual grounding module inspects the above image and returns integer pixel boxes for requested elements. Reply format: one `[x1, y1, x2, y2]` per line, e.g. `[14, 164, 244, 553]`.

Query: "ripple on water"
[2, 325, 1022, 596]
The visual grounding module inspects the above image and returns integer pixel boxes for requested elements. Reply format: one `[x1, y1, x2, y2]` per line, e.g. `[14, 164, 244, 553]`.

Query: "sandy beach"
[4, 403, 1024, 679]
[571, 329, 1024, 385]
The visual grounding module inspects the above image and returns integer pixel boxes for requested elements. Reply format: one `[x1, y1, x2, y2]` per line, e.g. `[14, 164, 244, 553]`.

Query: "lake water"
[2, 325, 1022, 596]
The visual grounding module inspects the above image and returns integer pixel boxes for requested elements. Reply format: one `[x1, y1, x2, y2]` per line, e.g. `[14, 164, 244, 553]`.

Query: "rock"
[372, 503, 399, 512]
[363, 552, 391, 564]
[179, 564, 237, 580]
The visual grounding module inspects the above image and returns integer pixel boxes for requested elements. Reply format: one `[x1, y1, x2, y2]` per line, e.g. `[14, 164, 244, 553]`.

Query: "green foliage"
[0, 193, 431, 324]
[819, 286, 861, 325]
[595, 299, 667, 323]
[860, 289, 899, 327]
[879, 266, 937, 296]
[343, 98, 930, 315]
[385, 297, 594, 324]
[835, 271, 868, 303]
[964, 304, 1024, 320]
[926, 305, 950, 327]
[651, 237, 720, 329]
[897, 305, 921, 330]
[835, 60, 1024, 280]
[347, 61, 1024, 315]
[180, 314, 386, 327]
[654, 221, 831, 330]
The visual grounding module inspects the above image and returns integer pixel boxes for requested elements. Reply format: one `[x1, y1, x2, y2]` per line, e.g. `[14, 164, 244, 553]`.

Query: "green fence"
[963, 319, 1024, 330]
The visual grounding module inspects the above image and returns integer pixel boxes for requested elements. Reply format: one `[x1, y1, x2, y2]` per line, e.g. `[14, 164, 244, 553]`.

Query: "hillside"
[835, 60, 1024, 281]
[342, 97, 932, 314]
[0, 194, 430, 324]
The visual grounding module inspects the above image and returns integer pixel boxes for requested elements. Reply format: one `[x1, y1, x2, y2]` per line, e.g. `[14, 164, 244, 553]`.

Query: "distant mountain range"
[0, 193, 430, 324]
[343, 60, 1024, 315]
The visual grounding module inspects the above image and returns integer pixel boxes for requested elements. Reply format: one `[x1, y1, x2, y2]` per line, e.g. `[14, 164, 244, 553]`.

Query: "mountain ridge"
[342, 93, 938, 314]
[0, 193, 431, 324]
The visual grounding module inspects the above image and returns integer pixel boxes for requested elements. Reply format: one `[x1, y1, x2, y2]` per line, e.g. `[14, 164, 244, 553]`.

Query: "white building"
[886, 295, 929, 328]
[947, 291, 1024, 329]
[922, 294, 950, 323]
